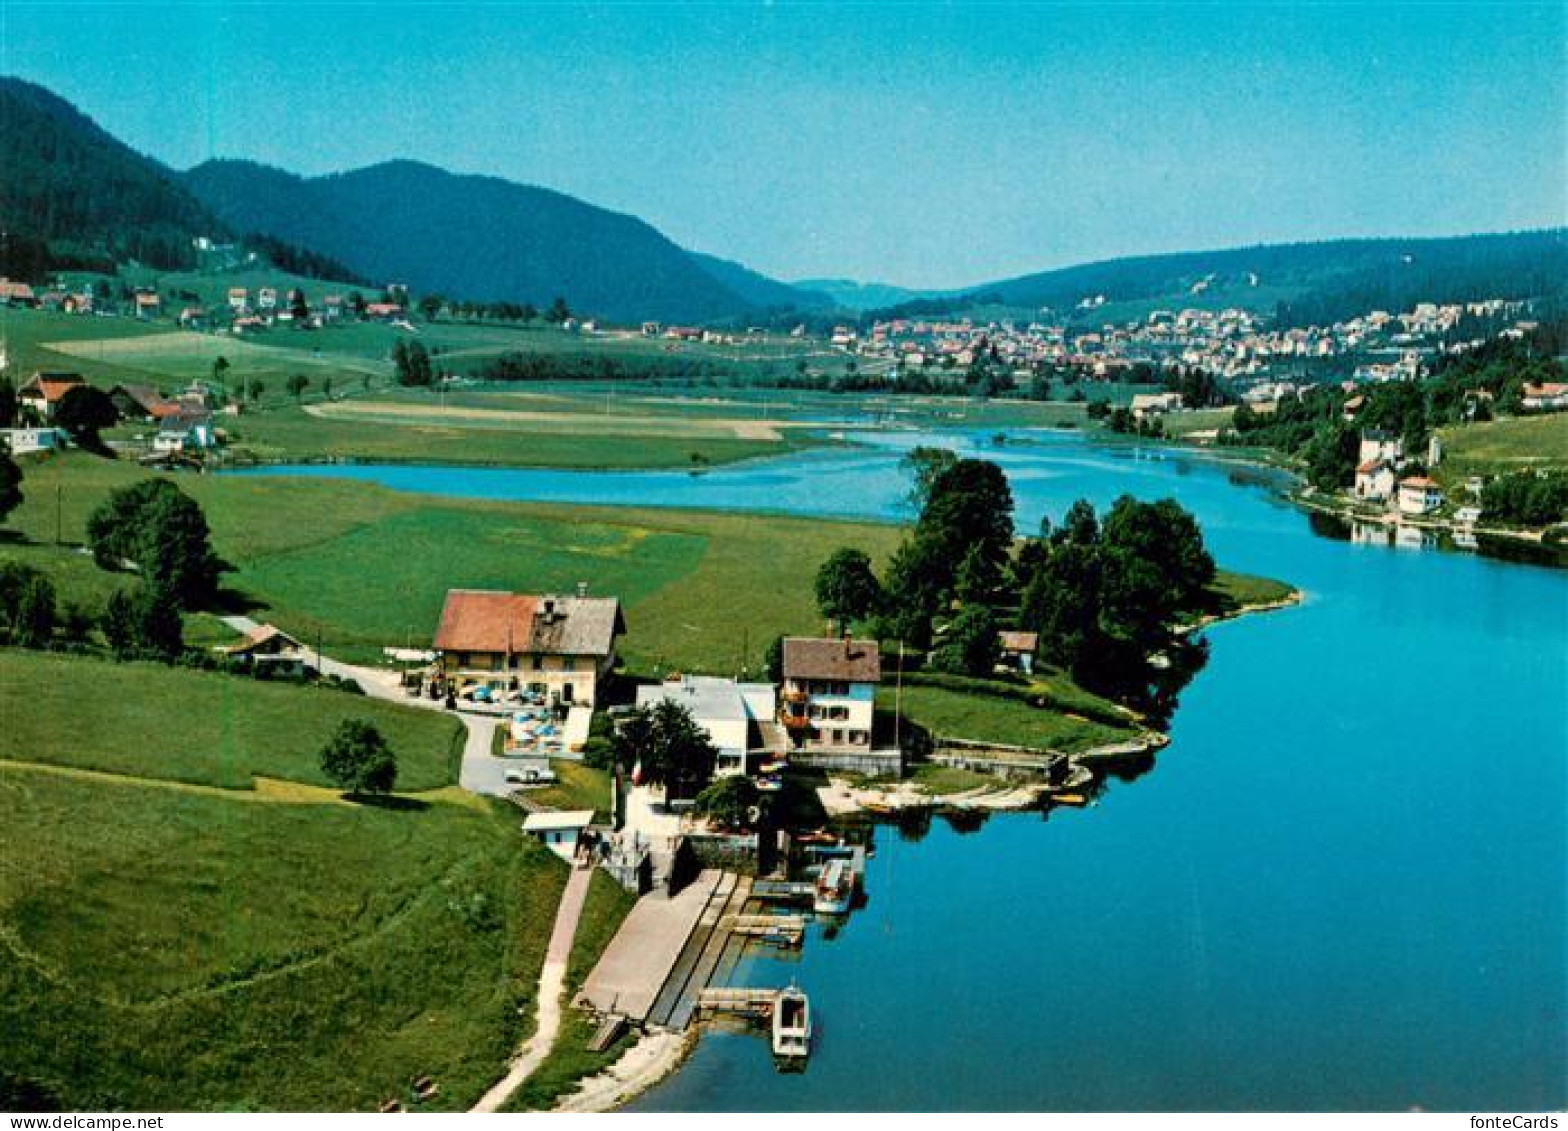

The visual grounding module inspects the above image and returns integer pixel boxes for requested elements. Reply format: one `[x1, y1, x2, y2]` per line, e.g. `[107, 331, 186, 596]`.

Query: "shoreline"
[553, 1029, 696, 1112]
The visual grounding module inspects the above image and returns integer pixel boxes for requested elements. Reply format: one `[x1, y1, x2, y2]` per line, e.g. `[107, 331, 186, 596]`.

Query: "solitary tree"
[246, 378, 265, 404]
[286, 373, 309, 401]
[319, 719, 398, 796]
[616, 700, 717, 801]
[289, 289, 309, 322]
[13, 573, 56, 649]
[0, 376, 18, 427]
[211, 356, 231, 392]
[0, 448, 21, 524]
[86, 479, 225, 608]
[814, 547, 882, 635]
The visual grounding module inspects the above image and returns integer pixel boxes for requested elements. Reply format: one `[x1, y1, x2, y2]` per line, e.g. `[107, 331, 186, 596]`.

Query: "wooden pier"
[726, 913, 805, 946]
[751, 879, 815, 903]
[697, 986, 782, 1019]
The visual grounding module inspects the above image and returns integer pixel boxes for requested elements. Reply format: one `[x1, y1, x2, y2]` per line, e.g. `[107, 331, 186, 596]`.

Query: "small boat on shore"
[1052, 793, 1088, 807]
[813, 858, 853, 914]
[771, 984, 811, 1060]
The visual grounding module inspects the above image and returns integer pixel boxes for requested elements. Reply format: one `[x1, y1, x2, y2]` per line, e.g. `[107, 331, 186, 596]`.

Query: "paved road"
[219, 615, 510, 797]
[471, 863, 594, 1112]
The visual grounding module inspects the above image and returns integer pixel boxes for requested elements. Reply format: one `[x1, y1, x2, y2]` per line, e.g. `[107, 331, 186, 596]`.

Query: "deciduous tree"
[319, 719, 398, 796]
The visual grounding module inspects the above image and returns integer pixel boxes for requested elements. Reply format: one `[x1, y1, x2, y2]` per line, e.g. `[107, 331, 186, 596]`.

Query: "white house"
[636, 675, 777, 778]
[1130, 391, 1184, 419]
[1, 427, 67, 454]
[1359, 430, 1404, 466]
[1354, 459, 1398, 503]
[1397, 476, 1444, 517]
[779, 636, 880, 768]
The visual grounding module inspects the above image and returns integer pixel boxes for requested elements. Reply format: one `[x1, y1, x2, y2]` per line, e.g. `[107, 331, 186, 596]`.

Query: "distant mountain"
[967, 231, 1568, 327]
[183, 159, 813, 323]
[0, 75, 219, 273]
[688, 252, 833, 313]
[0, 76, 364, 284]
[793, 278, 940, 311]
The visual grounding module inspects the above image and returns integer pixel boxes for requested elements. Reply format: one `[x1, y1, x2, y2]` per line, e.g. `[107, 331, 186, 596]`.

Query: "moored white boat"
[771, 984, 811, 1059]
[813, 858, 853, 914]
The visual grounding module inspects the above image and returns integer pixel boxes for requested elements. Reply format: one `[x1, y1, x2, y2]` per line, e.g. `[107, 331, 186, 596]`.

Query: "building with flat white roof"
[636, 675, 777, 777]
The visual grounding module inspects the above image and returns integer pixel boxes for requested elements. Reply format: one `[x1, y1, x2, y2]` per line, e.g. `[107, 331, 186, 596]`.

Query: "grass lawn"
[2, 454, 903, 673]
[1203, 569, 1298, 616]
[1436, 414, 1568, 480]
[1161, 407, 1235, 440]
[908, 763, 1002, 795]
[885, 682, 1134, 754]
[529, 761, 613, 820]
[0, 649, 568, 1111]
[226, 404, 804, 469]
[502, 869, 637, 1112]
[1, 649, 464, 791]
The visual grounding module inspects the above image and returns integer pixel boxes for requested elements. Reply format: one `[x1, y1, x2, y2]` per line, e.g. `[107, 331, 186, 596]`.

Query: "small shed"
[521, 810, 595, 860]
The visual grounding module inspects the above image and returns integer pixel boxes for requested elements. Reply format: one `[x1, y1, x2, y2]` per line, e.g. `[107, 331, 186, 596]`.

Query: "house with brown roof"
[433, 588, 624, 706]
[0, 279, 37, 306]
[1397, 476, 1444, 517]
[223, 624, 311, 677]
[779, 635, 885, 768]
[997, 630, 1040, 675]
[108, 383, 178, 422]
[17, 372, 86, 422]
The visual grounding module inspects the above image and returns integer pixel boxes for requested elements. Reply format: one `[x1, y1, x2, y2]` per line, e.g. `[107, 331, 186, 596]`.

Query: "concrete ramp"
[577, 870, 723, 1023]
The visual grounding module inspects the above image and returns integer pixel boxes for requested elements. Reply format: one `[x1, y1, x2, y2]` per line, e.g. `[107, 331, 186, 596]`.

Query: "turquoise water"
[233, 431, 1567, 1111]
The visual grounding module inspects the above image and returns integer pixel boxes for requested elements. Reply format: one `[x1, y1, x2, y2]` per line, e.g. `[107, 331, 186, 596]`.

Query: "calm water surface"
[235, 431, 1567, 1111]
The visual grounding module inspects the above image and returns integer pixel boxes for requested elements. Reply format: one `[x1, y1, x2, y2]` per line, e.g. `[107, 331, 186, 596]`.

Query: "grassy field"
[0, 649, 567, 1111]
[885, 682, 1135, 754]
[1204, 569, 1298, 615]
[0, 455, 904, 673]
[225, 404, 811, 469]
[530, 762, 614, 820]
[503, 869, 637, 1112]
[1436, 414, 1568, 480]
[2, 649, 464, 791]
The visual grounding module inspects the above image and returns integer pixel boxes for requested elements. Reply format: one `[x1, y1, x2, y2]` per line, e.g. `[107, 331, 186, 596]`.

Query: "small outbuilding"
[521, 810, 596, 860]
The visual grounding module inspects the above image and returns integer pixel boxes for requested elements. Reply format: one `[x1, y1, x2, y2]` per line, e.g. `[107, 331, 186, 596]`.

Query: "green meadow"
[0, 645, 566, 1111]
[1436, 413, 1568, 479]
[1, 650, 464, 790]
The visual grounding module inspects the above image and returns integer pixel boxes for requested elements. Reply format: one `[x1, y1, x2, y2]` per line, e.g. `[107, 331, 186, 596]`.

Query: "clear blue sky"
[5, 1, 1564, 288]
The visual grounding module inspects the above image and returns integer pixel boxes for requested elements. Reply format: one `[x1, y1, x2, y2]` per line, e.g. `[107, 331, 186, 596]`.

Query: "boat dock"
[751, 879, 815, 903]
[727, 913, 806, 945]
[577, 869, 757, 1032]
[697, 986, 783, 1018]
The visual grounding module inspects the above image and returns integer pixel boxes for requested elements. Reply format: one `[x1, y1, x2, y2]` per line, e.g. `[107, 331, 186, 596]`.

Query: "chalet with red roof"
[18, 372, 86, 422]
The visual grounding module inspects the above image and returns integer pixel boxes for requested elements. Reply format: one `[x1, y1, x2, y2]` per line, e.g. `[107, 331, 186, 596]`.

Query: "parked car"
[504, 766, 557, 785]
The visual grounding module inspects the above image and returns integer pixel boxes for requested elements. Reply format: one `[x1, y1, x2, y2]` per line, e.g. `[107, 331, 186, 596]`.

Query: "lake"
[233, 429, 1567, 1111]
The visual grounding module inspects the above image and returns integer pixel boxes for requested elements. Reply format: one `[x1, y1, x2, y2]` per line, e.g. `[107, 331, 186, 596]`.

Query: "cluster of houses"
[1352, 430, 1446, 517]
[0, 269, 410, 336]
[426, 586, 902, 779]
[835, 296, 1536, 386]
[8, 370, 225, 461]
